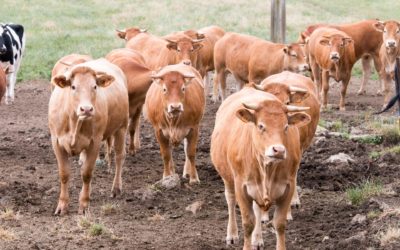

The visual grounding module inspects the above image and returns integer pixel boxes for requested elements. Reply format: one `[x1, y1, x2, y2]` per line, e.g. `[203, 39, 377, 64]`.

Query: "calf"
[374, 20, 400, 106]
[120, 28, 203, 70]
[144, 64, 205, 184]
[211, 86, 310, 249]
[49, 58, 129, 215]
[308, 28, 356, 111]
[298, 19, 383, 95]
[106, 48, 153, 155]
[0, 23, 25, 104]
[51, 54, 92, 91]
[213, 32, 308, 102]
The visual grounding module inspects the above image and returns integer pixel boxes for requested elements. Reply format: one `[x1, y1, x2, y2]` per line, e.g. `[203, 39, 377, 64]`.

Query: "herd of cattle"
[0, 18, 399, 249]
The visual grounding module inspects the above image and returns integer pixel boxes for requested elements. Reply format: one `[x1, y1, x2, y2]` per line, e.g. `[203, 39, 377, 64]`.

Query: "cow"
[0, 66, 6, 104]
[106, 48, 153, 155]
[256, 71, 321, 216]
[212, 32, 309, 102]
[116, 27, 147, 41]
[119, 28, 203, 70]
[49, 58, 129, 215]
[0, 23, 25, 105]
[144, 64, 205, 184]
[51, 54, 92, 91]
[308, 27, 356, 111]
[298, 19, 383, 96]
[374, 20, 400, 106]
[211, 86, 310, 249]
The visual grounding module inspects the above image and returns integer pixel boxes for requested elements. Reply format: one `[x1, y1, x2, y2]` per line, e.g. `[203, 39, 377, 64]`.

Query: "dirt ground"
[0, 76, 399, 250]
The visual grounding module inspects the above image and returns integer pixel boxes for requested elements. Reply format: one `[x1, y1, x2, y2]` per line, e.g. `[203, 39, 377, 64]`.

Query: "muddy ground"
[0, 76, 399, 250]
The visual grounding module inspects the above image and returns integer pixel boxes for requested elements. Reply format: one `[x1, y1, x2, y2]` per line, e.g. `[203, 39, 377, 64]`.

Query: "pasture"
[0, 0, 400, 249]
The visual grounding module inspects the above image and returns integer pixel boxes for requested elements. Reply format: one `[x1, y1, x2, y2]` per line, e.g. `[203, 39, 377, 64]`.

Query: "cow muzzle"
[330, 52, 340, 62]
[77, 105, 94, 119]
[299, 64, 310, 72]
[386, 40, 397, 48]
[167, 103, 184, 117]
[265, 144, 286, 164]
[182, 59, 191, 66]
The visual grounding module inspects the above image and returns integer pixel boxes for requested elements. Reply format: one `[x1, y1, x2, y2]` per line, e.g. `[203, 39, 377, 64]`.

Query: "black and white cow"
[0, 23, 25, 104]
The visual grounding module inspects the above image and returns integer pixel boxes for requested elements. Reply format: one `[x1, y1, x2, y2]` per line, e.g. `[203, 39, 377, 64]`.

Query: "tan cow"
[120, 28, 203, 70]
[213, 32, 309, 102]
[106, 48, 153, 155]
[116, 27, 147, 41]
[256, 71, 320, 215]
[0, 66, 5, 104]
[374, 20, 400, 105]
[308, 28, 356, 111]
[144, 64, 205, 184]
[49, 58, 129, 215]
[51, 54, 92, 91]
[298, 19, 383, 95]
[211, 86, 310, 249]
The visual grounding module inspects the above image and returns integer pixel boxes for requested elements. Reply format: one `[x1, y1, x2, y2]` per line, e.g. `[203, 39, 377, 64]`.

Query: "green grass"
[1, 0, 400, 81]
[89, 223, 105, 237]
[346, 179, 383, 206]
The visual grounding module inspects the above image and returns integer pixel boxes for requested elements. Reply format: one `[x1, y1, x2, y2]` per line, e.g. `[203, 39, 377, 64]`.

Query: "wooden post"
[271, 0, 286, 43]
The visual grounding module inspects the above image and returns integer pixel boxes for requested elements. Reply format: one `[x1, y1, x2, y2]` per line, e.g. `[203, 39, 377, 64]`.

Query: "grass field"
[1, 0, 400, 81]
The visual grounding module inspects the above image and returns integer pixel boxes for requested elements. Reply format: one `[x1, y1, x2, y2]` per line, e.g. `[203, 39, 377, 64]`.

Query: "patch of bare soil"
[0, 77, 399, 249]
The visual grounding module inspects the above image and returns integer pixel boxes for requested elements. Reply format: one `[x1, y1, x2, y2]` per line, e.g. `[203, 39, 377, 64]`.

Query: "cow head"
[236, 100, 310, 166]
[151, 67, 195, 118]
[116, 27, 147, 41]
[250, 82, 309, 104]
[374, 21, 400, 50]
[165, 36, 203, 66]
[52, 67, 114, 120]
[319, 34, 353, 63]
[183, 29, 206, 40]
[283, 43, 309, 73]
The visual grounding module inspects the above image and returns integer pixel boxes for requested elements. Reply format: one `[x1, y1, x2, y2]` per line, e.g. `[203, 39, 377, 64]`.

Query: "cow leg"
[381, 70, 392, 107]
[251, 201, 264, 249]
[155, 129, 175, 178]
[310, 56, 321, 100]
[357, 56, 371, 95]
[321, 70, 330, 110]
[128, 106, 142, 155]
[78, 150, 86, 166]
[5, 73, 16, 105]
[213, 69, 227, 102]
[224, 181, 239, 245]
[373, 53, 384, 95]
[273, 184, 295, 250]
[105, 136, 114, 172]
[52, 138, 71, 216]
[78, 142, 100, 215]
[236, 184, 255, 250]
[183, 128, 200, 184]
[339, 75, 351, 111]
[111, 127, 127, 197]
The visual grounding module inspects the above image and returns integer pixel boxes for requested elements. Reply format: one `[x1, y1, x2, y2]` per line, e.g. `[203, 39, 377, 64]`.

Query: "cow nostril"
[80, 107, 85, 112]
[89, 107, 94, 112]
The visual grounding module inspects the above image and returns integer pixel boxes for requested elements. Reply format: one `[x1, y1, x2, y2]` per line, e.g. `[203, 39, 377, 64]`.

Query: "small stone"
[326, 153, 355, 164]
[155, 174, 181, 190]
[185, 201, 204, 215]
[351, 214, 367, 224]
[322, 236, 330, 242]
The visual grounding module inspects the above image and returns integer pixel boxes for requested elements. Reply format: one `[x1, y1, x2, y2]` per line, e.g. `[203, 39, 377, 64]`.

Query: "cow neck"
[386, 47, 400, 67]
[71, 118, 83, 148]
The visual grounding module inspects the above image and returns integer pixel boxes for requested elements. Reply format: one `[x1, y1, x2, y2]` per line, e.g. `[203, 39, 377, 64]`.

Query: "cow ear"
[52, 75, 71, 88]
[343, 37, 353, 45]
[96, 72, 114, 87]
[116, 30, 126, 39]
[319, 39, 330, 46]
[290, 92, 310, 103]
[193, 43, 203, 51]
[236, 108, 256, 123]
[196, 33, 206, 39]
[373, 21, 385, 32]
[166, 41, 178, 50]
[283, 46, 289, 54]
[288, 112, 311, 128]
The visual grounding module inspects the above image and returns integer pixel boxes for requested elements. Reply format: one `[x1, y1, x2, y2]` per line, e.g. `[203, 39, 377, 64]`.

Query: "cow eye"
[163, 86, 167, 93]
[384, 29, 387, 33]
[258, 123, 265, 131]
[190, 48, 194, 52]
[291, 54, 297, 58]
[71, 85, 76, 90]
[284, 124, 289, 133]
[177, 48, 181, 52]
[93, 85, 97, 90]
[181, 86, 185, 92]
[397, 29, 400, 34]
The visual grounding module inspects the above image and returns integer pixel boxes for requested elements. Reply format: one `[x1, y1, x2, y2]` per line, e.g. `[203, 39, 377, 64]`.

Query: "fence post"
[271, 0, 286, 43]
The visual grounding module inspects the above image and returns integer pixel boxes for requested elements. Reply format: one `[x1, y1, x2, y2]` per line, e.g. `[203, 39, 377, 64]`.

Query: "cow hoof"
[287, 212, 293, 221]
[251, 244, 264, 250]
[78, 205, 89, 215]
[189, 178, 200, 185]
[226, 236, 239, 245]
[111, 188, 121, 198]
[339, 107, 346, 111]
[357, 89, 366, 96]
[54, 202, 68, 216]
[291, 203, 300, 209]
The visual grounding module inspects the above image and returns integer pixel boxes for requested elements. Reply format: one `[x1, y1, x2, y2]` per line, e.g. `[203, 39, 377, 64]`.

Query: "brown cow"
[116, 27, 147, 41]
[308, 28, 356, 111]
[106, 48, 153, 155]
[374, 20, 400, 105]
[257, 71, 320, 216]
[144, 64, 205, 184]
[51, 54, 92, 91]
[120, 28, 203, 70]
[213, 32, 309, 102]
[298, 19, 383, 95]
[0, 66, 5, 104]
[49, 58, 129, 215]
[211, 86, 310, 249]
